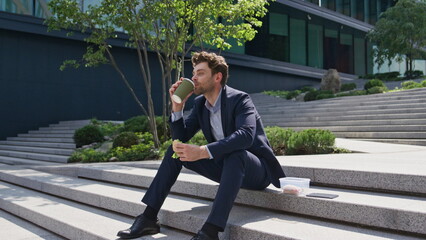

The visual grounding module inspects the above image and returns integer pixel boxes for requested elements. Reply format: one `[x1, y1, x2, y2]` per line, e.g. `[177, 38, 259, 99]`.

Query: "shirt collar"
[205, 88, 222, 113]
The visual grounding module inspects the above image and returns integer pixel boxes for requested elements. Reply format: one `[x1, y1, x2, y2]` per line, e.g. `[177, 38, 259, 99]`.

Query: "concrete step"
[94, 152, 426, 196]
[0, 156, 58, 166]
[0, 168, 423, 239]
[259, 106, 426, 116]
[6, 137, 74, 143]
[0, 209, 64, 240]
[0, 145, 73, 156]
[0, 140, 76, 149]
[273, 119, 426, 127]
[253, 88, 426, 107]
[57, 119, 91, 125]
[357, 139, 426, 146]
[17, 133, 74, 138]
[0, 181, 190, 240]
[47, 164, 426, 235]
[263, 113, 426, 124]
[259, 98, 426, 113]
[29, 129, 75, 134]
[0, 150, 69, 163]
[332, 131, 426, 139]
[252, 91, 426, 106]
[288, 125, 426, 132]
[39, 126, 85, 131]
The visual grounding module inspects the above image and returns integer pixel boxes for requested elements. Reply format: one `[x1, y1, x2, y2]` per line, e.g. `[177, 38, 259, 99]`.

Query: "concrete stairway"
[0, 120, 90, 165]
[252, 87, 426, 146]
[1, 140, 425, 239]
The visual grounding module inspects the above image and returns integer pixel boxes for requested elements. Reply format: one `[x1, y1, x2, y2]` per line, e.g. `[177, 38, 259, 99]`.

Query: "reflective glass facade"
[306, 0, 396, 25]
[0, 0, 52, 18]
[245, 1, 375, 75]
[0, 0, 399, 76]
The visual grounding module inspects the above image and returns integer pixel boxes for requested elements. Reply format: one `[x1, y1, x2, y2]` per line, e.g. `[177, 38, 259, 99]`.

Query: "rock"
[295, 92, 307, 102]
[109, 157, 118, 162]
[321, 69, 341, 93]
[96, 141, 113, 153]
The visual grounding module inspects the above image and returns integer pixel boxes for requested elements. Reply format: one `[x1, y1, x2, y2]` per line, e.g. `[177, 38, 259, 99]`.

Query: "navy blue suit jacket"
[171, 85, 285, 188]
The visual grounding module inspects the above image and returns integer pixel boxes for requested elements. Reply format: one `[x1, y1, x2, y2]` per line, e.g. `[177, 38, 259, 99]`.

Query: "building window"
[268, 13, 289, 61]
[1, 0, 33, 15]
[368, 0, 378, 25]
[354, 36, 366, 76]
[308, 23, 323, 69]
[290, 18, 306, 65]
[355, 0, 365, 21]
[336, 0, 351, 16]
[322, 0, 336, 11]
[339, 32, 353, 74]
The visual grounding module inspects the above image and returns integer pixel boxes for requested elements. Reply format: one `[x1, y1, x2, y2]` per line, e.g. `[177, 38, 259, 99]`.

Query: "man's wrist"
[201, 145, 213, 159]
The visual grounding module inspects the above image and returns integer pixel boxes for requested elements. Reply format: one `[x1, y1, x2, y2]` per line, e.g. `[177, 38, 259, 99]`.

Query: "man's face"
[192, 62, 217, 95]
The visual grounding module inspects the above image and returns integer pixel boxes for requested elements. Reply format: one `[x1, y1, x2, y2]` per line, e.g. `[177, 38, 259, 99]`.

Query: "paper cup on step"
[172, 78, 195, 104]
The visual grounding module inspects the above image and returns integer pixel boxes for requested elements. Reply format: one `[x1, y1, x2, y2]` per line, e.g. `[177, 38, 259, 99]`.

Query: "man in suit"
[117, 51, 285, 240]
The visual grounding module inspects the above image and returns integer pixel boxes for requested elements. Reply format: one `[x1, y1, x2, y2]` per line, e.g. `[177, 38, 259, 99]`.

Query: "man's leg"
[184, 150, 270, 238]
[117, 146, 183, 239]
[142, 146, 183, 211]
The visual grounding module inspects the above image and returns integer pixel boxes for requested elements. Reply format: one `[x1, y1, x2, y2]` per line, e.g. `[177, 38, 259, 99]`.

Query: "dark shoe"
[117, 214, 160, 239]
[190, 230, 219, 240]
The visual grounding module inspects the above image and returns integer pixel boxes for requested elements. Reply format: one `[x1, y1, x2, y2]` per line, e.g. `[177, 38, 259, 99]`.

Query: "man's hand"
[169, 77, 193, 113]
[172, 141, 209, 162]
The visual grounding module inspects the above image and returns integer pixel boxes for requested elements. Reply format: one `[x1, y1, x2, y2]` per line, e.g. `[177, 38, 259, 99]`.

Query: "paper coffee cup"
[172, 78, 194, 103]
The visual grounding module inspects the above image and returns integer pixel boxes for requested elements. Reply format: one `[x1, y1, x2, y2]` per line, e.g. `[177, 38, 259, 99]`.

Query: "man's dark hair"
[191, 51, 229, 86]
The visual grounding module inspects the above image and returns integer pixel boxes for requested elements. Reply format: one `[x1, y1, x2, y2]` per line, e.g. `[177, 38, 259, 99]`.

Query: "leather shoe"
[117, 214, 160, 239]
[190, 230, 219, 240]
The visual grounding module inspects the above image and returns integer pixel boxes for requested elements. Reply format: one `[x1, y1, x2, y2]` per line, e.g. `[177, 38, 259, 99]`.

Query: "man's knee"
[223, 150, 248, 167]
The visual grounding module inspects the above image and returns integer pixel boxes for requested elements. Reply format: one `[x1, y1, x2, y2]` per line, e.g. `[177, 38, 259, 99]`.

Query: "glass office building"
[1, 0, 422, 76]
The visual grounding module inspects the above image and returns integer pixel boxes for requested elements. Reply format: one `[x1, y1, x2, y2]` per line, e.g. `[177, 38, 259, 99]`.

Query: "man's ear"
[215, 72, 223, 84]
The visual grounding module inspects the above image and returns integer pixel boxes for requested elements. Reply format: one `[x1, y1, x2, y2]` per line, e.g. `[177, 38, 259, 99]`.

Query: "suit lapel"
[202, 102, 214, 142]
[221, 86, 227, 137]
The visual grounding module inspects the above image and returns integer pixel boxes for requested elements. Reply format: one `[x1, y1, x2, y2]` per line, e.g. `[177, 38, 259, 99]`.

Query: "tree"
[367, 0, 426, 78]
[46, 0, 270, 147]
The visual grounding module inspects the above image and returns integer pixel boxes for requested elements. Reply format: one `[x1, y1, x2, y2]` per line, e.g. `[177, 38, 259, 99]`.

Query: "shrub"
[73, 125, 104, 147]
[262, 90, 289, 99]
[405, 70, 423, 79]
[300, 86, 316, 92]
[340, 83, 357, 92]
[113, 132, 140, 148]
[264, 127, 295, 155]
[109, 142, 158, 162]
[99, 122, 123, 137]
[364, 79, 385, 90]
[286, 90, 301, 100]
[108, 132, 158, 161]
[421, 80, 426, 87]
[367, 86, 387, 94]
[286, 129, 335, 155]
[122, 115, 170, 142]
[375, 72, 400, 81]
[69, 148, 108, 163]
[401, 80, 423, 89]
[361, 73, 376, 79]
[361, 72, 400, 81]
[304, 90, 319, 102]
[188, 131, 208, 146]
[122, 115, 150, 133]
[316, 93, 335, 100]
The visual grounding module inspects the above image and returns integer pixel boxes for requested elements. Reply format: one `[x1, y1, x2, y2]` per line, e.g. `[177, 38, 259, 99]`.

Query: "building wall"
[0, 27, 161, 140]
[0, 12, 322, 140]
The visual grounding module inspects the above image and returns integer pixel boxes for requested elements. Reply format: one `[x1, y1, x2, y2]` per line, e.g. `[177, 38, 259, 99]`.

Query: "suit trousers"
[141, 145, 271, 230]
